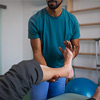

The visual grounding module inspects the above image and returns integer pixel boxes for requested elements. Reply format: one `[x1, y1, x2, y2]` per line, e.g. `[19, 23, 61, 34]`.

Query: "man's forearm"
[73, 46, 80, 59]
[34, 53, 47, 65]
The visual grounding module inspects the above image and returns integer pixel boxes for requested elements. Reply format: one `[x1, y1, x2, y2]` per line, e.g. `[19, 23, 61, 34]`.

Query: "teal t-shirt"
[28, 8, 80, 68]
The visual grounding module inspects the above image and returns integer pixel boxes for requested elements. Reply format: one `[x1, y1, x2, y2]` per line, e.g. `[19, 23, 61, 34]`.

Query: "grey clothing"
[0, 59, 43, 100]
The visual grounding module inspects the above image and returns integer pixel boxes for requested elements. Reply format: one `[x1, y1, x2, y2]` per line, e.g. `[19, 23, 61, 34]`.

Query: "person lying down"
[0, 46, 100, 100]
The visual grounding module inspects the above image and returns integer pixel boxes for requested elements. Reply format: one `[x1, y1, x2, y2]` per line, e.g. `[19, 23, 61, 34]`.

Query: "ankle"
[64, 60, 72, 65]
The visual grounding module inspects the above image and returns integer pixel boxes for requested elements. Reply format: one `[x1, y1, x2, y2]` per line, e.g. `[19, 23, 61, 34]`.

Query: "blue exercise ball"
[65, 78, 98, 98]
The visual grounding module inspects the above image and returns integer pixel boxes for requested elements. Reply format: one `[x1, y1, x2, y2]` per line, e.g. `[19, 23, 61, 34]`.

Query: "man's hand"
[64, 40, 76, 59]
[48, 74, 60, 82]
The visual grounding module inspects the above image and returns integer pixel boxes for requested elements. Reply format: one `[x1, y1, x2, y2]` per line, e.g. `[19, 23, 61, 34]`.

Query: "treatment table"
[48, 93, 89, 100]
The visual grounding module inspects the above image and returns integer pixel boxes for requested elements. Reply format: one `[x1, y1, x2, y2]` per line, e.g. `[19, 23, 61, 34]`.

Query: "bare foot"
[59, 47, 73, 65]
[63, 63, 74, 78]
[68, 67, 74, 78]
[92, 86, 100, 100]
[59, 47, 74, 78]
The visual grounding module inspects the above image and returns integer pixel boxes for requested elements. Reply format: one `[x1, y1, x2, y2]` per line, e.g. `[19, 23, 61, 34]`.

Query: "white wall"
[0, 9, 2, 74]
[0, 0, 47, 74]
[0, 0, 23, 74]
[72, 0, 100, 83]
[23, 0, 46, 60]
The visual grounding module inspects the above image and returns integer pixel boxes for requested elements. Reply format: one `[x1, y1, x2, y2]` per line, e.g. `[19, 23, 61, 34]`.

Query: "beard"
[47, 0, 63, 9]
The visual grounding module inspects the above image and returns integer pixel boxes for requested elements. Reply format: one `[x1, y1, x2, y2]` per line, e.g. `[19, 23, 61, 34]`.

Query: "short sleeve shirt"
[28, 8, 80, 68]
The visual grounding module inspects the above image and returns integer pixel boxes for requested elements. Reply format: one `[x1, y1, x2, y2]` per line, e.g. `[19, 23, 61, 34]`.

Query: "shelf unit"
[79, 38, 100, 41]
[79, 23, 100, 26]
[77, 38, 100, 72]
[78, 53, 100, 56]
[70, 7, 100, 13]
[79, 38, 100, 56]
[67, 0, 100, 27]
[73, 66, 100, 71]
[67, 0, 100, 84]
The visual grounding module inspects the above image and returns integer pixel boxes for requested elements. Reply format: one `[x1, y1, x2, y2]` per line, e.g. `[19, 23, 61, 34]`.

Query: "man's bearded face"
[46, 0, 63, 9]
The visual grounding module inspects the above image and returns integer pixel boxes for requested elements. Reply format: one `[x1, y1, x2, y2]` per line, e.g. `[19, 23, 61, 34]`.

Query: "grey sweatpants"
[0, 59, 43, 100]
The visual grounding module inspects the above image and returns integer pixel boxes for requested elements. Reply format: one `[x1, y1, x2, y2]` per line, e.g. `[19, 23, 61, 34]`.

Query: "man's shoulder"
[29, 8, 46, 22]
[63, 9, 72, 16]
[63, 9, 78, 24]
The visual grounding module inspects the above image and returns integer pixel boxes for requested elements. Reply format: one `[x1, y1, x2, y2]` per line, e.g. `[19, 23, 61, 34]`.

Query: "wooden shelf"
[79, 38, 100, 41]
[79, 53, 100, 56]
[79, 22, 100, 26]
[73, 66, 100, 71]
[67, 0, 73, 12]
[70, 7, 100, 13]
[0, 4, 7, 9]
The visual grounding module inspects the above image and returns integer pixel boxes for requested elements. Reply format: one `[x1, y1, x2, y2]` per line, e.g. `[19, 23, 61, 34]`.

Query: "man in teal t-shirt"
[28, 0, 80, 100]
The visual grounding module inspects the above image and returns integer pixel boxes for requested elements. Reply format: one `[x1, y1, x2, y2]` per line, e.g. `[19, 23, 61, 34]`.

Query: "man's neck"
[46, 5, 62, 17]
